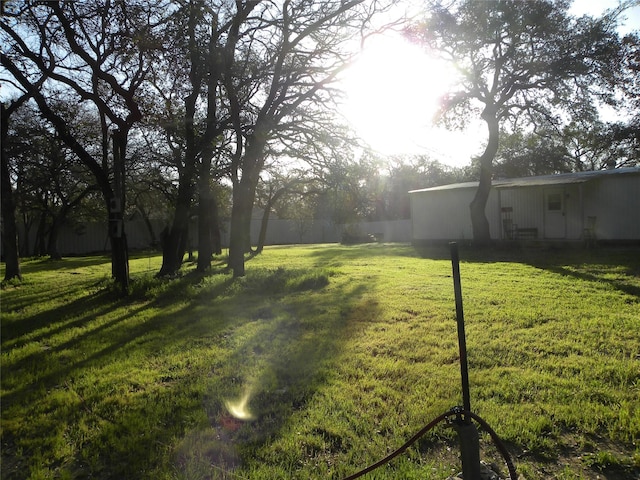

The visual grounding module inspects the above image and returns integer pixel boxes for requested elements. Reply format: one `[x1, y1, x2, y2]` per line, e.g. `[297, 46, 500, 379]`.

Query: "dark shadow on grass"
[1, 260, 380, 479]
[523, 246, 640, 299]
[509, 436, 640, 480]
[2, 270, 239, 478]
[1, 271, 233, 408]
[415, 244, 640, 299]
[1, 284, 116, 348]
[75, 274, 375, 478]
[15, 255, 112, 274]
[540, 264, 640, 298]
[171, 279, 379, 477]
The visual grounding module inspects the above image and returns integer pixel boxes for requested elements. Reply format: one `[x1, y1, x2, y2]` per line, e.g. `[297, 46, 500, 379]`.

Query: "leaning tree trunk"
[2, 59, 134, 293]
[254, 187, 286, 254]
[228, 137, 266, 276]
[47, 192, 92, 261]
[136, 205, 158, 248]
[469, 106, 500, 246]
[254, 207, 272, 255]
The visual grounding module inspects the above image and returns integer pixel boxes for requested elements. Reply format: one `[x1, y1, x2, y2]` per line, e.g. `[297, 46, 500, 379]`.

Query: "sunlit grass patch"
[225, 266, 333, 295]
[2, 244, 639, 479]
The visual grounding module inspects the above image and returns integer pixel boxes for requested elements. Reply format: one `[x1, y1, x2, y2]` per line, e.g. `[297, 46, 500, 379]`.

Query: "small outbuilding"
[409, 168, 640, 245]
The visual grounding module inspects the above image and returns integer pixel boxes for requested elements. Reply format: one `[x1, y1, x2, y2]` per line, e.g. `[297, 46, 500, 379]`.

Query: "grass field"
[1, 243, 639, 479]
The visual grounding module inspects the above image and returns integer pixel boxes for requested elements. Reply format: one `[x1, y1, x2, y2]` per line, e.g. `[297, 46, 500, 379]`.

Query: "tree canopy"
[408, 0, 631, 243]
[1, 0, 638, 285]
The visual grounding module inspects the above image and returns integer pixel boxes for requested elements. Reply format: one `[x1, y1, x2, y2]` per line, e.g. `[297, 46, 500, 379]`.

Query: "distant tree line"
[1, 0, 395, 288]
[2, 0, 638, 286]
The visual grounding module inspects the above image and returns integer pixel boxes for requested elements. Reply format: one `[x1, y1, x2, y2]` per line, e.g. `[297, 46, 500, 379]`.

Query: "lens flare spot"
[224, 390, 255, 421]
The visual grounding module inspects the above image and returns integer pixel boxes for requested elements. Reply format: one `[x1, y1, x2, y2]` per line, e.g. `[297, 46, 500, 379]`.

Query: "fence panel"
[12, 218, 411, 257]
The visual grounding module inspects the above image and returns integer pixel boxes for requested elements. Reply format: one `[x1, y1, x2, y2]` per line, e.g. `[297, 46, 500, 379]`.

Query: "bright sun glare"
[341, 33, 486, 166]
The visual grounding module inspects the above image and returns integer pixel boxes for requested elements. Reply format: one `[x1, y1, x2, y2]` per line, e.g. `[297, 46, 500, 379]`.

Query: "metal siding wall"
[410, 188, 476, 240]
[18, 222, 108, 256]
[487, 188, 501, 239]
[249, 218, 411, 245]
[589, 175, 640, 240]
[410, 187, 502, 241]
[564, 184, 582, 239]
[410, 170, 640, 243]
[498, 175, 640, 241]
[498, 188, 543, 238]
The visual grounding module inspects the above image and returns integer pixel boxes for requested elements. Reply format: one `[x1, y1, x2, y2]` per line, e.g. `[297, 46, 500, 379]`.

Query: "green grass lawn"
[1, 244, 639, 479]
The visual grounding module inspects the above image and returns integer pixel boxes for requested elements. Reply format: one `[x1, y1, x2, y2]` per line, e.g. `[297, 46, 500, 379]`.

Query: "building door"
[544, 188, 566, 238]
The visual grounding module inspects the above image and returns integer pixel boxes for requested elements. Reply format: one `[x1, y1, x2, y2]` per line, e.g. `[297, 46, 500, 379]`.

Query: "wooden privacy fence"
[13, 218, 412, 256]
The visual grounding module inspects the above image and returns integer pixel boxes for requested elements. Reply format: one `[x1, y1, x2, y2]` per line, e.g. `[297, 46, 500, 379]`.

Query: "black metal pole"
[450, 242, 482, 480]
[450, 242, 471, 416]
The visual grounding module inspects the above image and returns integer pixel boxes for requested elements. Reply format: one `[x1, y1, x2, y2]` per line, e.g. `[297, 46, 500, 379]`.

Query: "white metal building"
[409, 168, 640, 244]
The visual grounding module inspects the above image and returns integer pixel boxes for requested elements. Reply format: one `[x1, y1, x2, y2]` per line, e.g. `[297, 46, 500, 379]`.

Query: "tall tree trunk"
[158, 203, 191, 276]
[158, 173, 194, 276]
[111, 130, 129, 294]
[109, 210, 129, 292]
[46, 216, 63, 260]
[469, 106, 500, 246]
[110, 233, 129, 289]
[159, 2, 203, 277]
[228, 133, 267, 276]
[229, 173, 261, 277]
[197, 154, 213, 271]
[158, 106, 197, 276]
[211, 194, 222, 256]
[1, 113, 21, 281]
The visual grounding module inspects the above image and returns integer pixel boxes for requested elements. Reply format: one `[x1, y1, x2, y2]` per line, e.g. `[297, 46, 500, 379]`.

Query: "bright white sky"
[339, 33, 482, 166]
[3, 1, 637, 170]
[339, 0, 640, 168]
